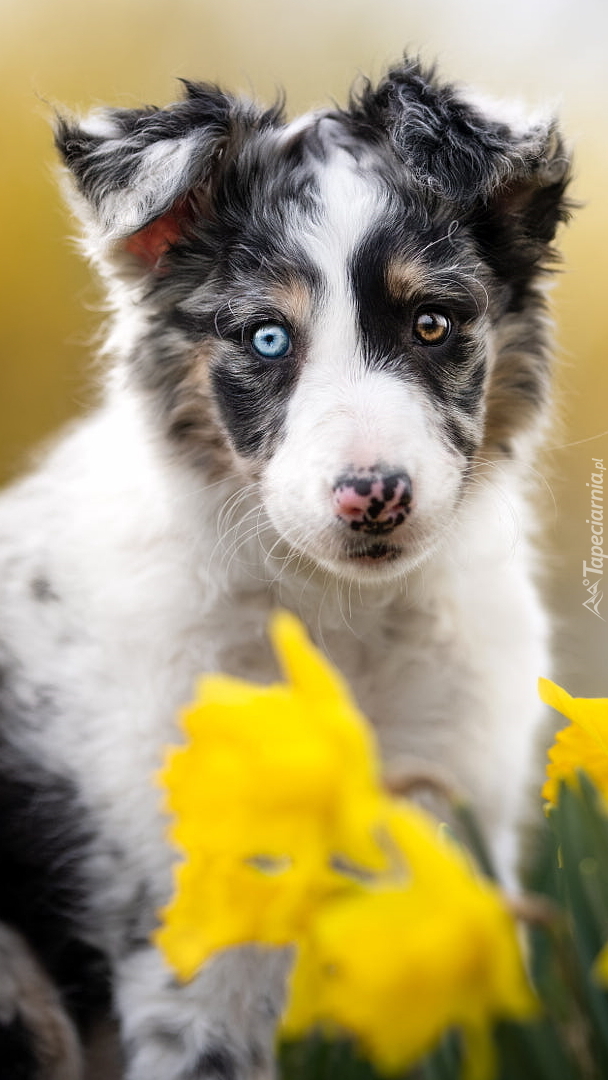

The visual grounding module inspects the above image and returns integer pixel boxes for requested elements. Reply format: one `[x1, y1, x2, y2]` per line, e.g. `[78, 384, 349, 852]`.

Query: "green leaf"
[451, 801, 497, 881]
[494, 1019, 584, 1080]
[550, 779, 608, 1071]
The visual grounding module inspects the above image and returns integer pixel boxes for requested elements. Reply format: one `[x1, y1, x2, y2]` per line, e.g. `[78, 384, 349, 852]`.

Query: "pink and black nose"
[332, 468, 412, 535]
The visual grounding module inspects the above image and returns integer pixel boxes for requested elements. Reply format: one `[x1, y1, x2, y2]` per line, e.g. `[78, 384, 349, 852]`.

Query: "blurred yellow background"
[1, 0, 607, 690]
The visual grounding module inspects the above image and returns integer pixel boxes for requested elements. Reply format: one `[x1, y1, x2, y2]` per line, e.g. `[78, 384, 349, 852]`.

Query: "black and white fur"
[0, 58, 570, 1079]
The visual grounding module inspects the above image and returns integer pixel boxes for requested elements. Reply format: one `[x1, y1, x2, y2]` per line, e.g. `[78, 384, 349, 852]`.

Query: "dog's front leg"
[114, 943, 290, 1080]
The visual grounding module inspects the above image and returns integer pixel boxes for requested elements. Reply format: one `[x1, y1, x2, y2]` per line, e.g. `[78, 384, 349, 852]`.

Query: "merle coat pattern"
[0, 58, 570, 1079]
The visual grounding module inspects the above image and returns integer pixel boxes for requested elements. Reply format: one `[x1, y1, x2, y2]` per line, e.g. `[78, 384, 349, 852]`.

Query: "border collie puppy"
[0, 57, 570, 1080]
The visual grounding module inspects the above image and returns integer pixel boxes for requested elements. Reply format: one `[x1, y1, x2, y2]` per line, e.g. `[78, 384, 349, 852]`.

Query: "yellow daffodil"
[284, 802, 537, 1080]
[540, 677, 608, 807]
[539, 680, 608, 1015]
[154, 611, 390, 980]
[155, 611, 535, 1079]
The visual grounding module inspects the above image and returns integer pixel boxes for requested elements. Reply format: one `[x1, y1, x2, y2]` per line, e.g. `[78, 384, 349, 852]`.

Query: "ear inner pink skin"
[124, 205, 187, 266]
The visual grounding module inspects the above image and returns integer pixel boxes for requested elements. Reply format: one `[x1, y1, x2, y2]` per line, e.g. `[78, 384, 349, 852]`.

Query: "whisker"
[469, 454, 558, 523]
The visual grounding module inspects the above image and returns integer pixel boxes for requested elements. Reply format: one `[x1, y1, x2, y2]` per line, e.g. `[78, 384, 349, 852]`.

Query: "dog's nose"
[332, 469, 412, 534]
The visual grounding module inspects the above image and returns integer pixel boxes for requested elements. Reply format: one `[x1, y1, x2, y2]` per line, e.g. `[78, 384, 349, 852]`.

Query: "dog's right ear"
[55, 83, 282, 278]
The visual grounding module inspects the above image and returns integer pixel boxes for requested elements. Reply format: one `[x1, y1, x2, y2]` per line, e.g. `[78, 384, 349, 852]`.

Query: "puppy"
[0, 57, 570, 1079]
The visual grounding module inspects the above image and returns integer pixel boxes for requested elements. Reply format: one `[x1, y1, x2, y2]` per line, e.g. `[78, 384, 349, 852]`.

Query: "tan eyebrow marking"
[385, 260, 432, 303]
[268, 279, 313, 325]
[385, 258, 490, 320]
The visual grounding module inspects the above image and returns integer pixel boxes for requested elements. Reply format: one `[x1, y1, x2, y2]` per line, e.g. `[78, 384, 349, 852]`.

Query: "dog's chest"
[208, 589, 468, 769]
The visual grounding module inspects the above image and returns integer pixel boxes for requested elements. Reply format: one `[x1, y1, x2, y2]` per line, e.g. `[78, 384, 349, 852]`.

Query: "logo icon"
[582, 577, 604, 620]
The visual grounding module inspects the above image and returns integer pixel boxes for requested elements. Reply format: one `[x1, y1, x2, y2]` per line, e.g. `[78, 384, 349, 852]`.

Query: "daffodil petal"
[538, 677, 575, 719]
[270, 610, 354, 705]
[540, 679, 608, 806]
[540, 677, 608, 753]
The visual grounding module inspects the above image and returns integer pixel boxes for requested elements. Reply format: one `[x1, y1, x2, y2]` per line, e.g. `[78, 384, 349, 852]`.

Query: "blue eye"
[250, 323, 292, 359]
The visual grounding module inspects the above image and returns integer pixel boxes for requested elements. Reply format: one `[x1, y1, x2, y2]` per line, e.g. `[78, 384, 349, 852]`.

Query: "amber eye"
[413, 310, 451, 345]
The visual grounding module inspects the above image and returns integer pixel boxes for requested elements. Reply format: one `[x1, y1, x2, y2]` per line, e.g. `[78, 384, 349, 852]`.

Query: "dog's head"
[56, 58, 571, 580]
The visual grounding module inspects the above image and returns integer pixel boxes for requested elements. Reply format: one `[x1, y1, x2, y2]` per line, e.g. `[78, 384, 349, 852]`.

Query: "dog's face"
[57, 60, 570, 580]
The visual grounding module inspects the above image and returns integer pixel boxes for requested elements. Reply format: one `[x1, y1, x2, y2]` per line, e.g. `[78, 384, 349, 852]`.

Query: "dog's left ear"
[55, 83, 282, 279]
[349, 58, 571, 268]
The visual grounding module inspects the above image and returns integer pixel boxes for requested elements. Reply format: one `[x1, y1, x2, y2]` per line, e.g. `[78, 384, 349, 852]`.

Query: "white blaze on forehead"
[300, 126, 389, 371]
[310, 130, 386, 288]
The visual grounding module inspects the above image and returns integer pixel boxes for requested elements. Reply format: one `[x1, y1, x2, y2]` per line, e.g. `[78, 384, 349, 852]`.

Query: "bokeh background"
[1, 0, 607, 691]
